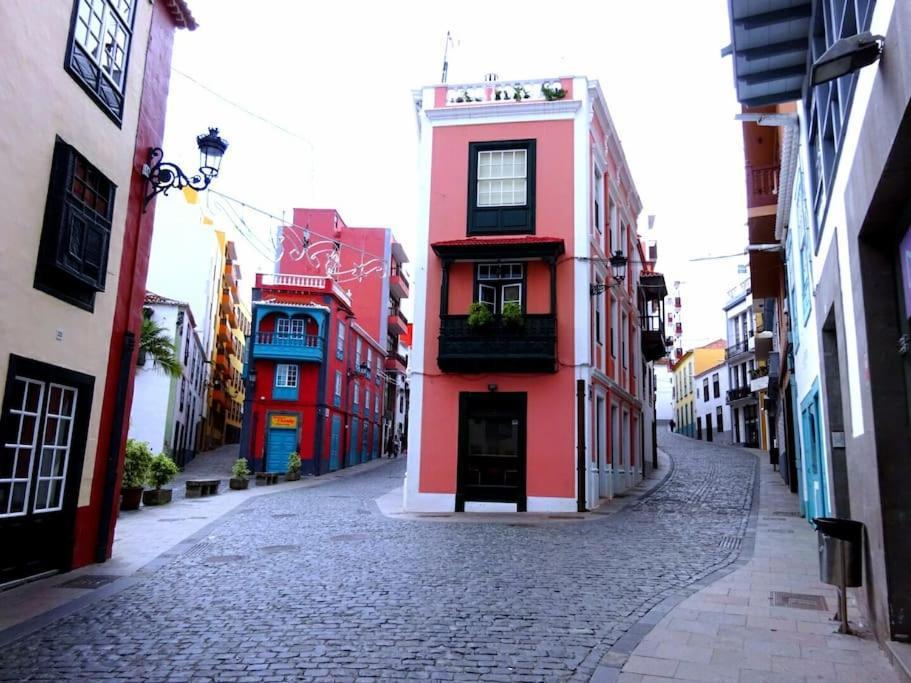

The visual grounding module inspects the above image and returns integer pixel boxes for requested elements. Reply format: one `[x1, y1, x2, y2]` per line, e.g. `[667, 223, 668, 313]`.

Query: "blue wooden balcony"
[252, 332, 324, 362]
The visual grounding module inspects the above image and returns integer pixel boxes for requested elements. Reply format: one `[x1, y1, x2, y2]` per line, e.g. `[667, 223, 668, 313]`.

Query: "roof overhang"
[391, 240, 410, 264]
[726, 0, 811, 106]
[166, 0, 198, 30]
[640, 272, 668, 301]
[431, 237, 565, 261]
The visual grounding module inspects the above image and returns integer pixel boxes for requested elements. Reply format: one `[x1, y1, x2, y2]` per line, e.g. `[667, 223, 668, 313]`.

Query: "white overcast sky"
[156, 0, 751, 347]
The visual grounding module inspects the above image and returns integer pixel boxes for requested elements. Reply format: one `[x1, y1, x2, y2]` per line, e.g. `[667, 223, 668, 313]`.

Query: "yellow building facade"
[672, 341, 726, 438]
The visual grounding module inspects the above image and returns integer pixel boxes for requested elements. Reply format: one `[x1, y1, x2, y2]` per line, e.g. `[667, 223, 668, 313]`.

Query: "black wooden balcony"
[437, 314, 556, 373]
[726, 385, 753, 404]
[640, 314, 668, 362]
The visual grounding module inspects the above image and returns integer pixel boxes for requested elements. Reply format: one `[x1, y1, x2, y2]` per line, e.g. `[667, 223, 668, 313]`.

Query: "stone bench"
[255, 472, 280, 486]
[185, 479, 219, 498]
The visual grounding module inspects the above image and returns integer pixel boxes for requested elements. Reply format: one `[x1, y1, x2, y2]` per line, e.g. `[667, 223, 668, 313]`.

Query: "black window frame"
[712, 373, 720, 399]
[467, 140, 536, 236]
[35, 137, 116, 312]
[64, 0, 137, 126]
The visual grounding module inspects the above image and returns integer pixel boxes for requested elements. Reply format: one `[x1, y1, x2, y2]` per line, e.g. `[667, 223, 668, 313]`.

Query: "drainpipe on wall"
[576, 379, 586, 513]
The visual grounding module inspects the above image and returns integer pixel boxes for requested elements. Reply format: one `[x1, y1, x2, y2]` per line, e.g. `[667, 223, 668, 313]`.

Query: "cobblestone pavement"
[0, 433, 756, 682]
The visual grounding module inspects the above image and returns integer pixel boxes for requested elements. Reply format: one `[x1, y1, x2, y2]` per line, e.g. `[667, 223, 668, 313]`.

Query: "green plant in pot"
[467, 302, 494, 329]
[501, 302, 524, 328]
[286, 451, 302, 481]
[120, 439, 153, 511]
[142, 452, 179, 506]
[230, 458, 251, 490]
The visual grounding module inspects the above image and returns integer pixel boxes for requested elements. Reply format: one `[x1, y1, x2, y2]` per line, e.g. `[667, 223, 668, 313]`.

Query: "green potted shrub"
[120, 439, 153, 510]
[541, 82, 567, 101]
[286, 451, 302, 481]
[230, 458, 251, 490]
[142, 452, 179, 506]
[467, 302, 494, 329]
[501, 302, 524, 328]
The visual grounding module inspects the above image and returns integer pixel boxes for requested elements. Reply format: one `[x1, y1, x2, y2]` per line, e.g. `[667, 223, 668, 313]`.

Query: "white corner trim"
[404, 491, 455, 513]
[464, 501, 517, 513]
[526, 496, 578, 513]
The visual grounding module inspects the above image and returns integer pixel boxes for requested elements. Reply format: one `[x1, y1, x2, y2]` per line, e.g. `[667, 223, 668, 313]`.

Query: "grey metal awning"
[725, 0, 812, 106]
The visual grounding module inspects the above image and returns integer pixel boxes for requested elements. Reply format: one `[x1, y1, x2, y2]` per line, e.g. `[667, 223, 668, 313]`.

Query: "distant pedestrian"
[392, 433, 401, 458]
[669, 419, 676, 433]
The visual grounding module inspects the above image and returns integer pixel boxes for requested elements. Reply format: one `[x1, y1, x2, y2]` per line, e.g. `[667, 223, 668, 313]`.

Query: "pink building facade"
[406, 76, 666, 513]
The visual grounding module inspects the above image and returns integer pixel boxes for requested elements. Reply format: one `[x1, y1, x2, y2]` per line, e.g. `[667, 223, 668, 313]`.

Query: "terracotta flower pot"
[142, 488, 173, 506]
[120, 487, 144, 511]
[285, 471, 301, 482]
[229, 477, 249, 490]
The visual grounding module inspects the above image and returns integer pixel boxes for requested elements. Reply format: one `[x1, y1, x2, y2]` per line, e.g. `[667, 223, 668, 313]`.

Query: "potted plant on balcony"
[120, 439, 153, 511]
[142, 452, 179, 506]
[501, 302, 524, 328]
[541, 82, 567, 101]
[467, 302, 494, 329]
[286, 451, 301, 481]
[512, 85, 530, 101]
[230, 458, 251, 490]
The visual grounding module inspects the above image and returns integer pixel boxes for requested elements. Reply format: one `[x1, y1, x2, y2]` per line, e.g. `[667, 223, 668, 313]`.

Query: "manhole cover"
[271, 513, 296, 519]
[719, 536, 742, 551]
[771, 591, 828, 611]
[259, 545, 299, 554]
[204, 555, 245, 564]
[330, 533, 370, 542]
[59, 575, 120, 590]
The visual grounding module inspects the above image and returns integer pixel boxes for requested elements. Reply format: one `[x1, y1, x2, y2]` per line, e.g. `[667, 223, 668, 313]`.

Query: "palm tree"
[139, 317, 182, 378]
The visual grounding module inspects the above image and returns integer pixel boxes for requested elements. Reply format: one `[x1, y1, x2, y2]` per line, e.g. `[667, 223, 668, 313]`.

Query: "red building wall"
[73, 3, 180, 567]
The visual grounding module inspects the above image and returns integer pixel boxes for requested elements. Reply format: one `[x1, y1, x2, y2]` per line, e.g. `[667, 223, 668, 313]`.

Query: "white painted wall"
[655, 362, 674, 421]
[694, 365, 731, 443]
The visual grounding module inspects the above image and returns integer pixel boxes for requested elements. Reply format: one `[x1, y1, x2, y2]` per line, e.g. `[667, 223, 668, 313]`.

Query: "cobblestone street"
[0, 433, 757, 682]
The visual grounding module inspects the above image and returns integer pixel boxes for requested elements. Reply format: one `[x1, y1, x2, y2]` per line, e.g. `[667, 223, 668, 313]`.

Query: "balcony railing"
[252, 332, 323, 362]
[725, 339, 751, 359]
[726, 386, 753, 404]
[640, 314, 668, 362]
[747, 163, 780, 208]
[384, 353, 408, 375]
[388, 308, 408, 335]
[390, 268, 409, 299]
[437, 314, 556, 373]
[443, 78, 570, 107]
[256, 273, 352, 307]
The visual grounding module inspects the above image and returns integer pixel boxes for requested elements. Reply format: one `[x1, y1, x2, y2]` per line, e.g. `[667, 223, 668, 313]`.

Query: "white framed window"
[376, 356, 382, 384]
[355, 338, 362, 366]
[594, 167, 605, 239]
[366, 348, 372, 371]
[610, 294, 618, 359]
[500, 283, 522, 312]
[621, 312, 628, 368]
[478, 283, 496, 311]
[477, 150, 527, 207]
[353, 382, 360, 405]
[276, 318, 305, 337]
[1, 378, 45, 518]
[334, 370, 342, 397]
[275, 364, 298, 388]
[365, 389, 371, 414]
[608, 194, 618, 253]
[336, 321, 345, 358]
[477, 263, 523, 280]
[374, 395, 380, 415]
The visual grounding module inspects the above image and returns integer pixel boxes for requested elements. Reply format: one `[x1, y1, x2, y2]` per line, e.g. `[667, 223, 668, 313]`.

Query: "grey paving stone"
[0, 433, 754, 682]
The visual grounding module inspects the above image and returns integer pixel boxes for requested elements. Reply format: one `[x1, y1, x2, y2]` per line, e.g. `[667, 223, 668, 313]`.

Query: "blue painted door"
[373, 428, 380, 459]
[349, 418, 360, 466]
[801, 391, 827, 522]
[266, 426, 297, 472]
[362, 424, 370, 461]
[329, 416, 342, 472]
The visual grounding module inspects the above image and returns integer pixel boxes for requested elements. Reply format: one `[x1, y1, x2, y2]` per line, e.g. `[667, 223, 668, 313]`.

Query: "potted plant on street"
[285, 452, 302, 481]
[467, 302, 494, 329]
[230, 458, 251, 490]
[142, 452, 179, 506]
[501, 302, 524, 328]
[121, 439, 153, 511]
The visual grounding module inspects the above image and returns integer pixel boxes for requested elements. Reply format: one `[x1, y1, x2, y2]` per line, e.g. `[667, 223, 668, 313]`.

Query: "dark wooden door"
[0, 357, 92, 585]
[456, 393, 526, 511]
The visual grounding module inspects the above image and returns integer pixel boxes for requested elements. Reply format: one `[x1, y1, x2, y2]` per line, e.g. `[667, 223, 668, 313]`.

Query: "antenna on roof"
[441, 31, 454, 83]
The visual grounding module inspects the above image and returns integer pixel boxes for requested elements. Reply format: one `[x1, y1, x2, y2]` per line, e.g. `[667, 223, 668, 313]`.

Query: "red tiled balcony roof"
[431, 236, 565, 259]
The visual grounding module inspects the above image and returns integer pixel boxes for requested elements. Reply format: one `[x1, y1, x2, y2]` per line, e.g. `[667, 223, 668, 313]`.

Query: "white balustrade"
[445, 78, 568, 106]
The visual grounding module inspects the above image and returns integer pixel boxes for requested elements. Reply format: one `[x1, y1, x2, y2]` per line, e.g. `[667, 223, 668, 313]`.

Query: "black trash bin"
[812, 517, 863, 587]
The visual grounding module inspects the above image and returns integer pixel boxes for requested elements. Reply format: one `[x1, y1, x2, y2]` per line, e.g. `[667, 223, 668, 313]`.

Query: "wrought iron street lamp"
[142, 127, 229, 211]
[589, 250, 629, 295]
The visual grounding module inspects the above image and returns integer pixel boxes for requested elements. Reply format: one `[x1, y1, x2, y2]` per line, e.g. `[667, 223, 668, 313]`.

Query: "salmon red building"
[406, 75, 666, 513]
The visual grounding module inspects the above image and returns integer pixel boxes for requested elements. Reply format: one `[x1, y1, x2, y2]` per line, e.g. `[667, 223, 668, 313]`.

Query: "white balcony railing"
[444, 78, 568, 106]
[260, 273, 327, 288]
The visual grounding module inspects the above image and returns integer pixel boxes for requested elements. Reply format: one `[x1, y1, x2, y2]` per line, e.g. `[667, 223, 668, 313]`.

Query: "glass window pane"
[0, 483, 10, 514]
[10, 482, 28, 514]
[34, 481, 49, 511]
